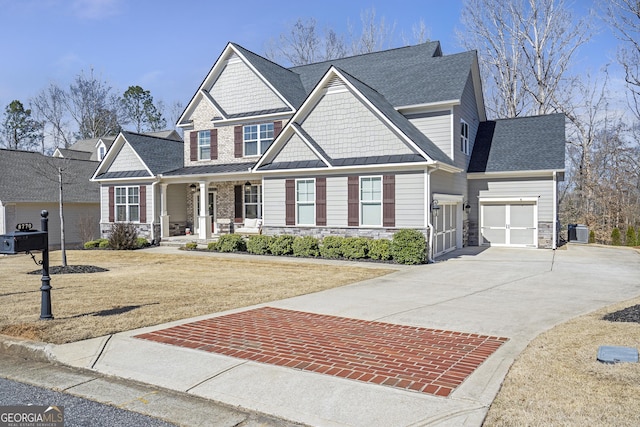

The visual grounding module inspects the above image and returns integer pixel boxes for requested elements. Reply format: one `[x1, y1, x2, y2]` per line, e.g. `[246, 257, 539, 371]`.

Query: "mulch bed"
[27, 265, 109, 275]
[603, 305, 640, 324]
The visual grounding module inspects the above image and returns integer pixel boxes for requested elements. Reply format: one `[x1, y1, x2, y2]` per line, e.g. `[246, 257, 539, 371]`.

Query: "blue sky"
[0, 0, 623, 124]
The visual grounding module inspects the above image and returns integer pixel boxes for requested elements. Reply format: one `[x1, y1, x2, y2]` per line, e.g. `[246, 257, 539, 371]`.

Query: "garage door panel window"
[510, 204, 534, 227]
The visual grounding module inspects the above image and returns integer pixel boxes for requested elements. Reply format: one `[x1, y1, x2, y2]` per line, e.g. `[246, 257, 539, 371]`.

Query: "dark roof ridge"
[120, 130, 183, 143]
[289, 41, 442, 71]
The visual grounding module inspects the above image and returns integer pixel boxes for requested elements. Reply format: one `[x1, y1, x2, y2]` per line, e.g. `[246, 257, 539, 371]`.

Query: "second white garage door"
[480, 202, 537, 247]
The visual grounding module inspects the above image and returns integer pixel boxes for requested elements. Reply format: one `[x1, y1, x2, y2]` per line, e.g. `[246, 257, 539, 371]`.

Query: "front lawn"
[0, 250, 394, 344]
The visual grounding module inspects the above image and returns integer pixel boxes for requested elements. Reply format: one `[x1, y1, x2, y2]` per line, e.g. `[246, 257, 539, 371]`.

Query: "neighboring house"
[53, 136, 116, 162]
[92, 41, 565, 257]
[0, 149, 100, 249]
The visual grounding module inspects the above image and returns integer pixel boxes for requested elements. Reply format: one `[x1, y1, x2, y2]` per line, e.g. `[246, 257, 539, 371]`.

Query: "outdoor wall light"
[244, 181, 252, 191]
[464, 202, 471, 214]
[431, 199, 440, 216]
[189, 183, 197, 193]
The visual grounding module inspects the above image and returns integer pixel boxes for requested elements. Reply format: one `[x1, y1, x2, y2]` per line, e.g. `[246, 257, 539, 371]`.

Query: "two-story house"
[92, 40, 565, 257]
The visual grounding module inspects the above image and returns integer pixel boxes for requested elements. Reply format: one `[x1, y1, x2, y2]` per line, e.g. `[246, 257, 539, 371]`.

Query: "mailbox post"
[0, 210, 52, 320]
[40, 210, 53, 320]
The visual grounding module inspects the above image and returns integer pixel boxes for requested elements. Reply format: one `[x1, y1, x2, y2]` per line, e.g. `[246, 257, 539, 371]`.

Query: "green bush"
[588, 230, 596, 244]
[98, 239, 110, 249]
[611, 227, 622, 246]
[368, 238, 392, 260]
[292, 236, 320, 257]
[108, 223, 138, 250]
[391, 229, 426, 265]
[637, 229, 640, 247]
[269, 235, 295, 256]
[341, 237, 369, 259]
[84, 240, 100, 249]
[136, 237, 150, 248]
[184, 241, 198, 250]
[625, 226, 637, 247]
[207, 241, 218, 251]
[320, 236, 344, 258]
[217, 234, 246, 252]
[246, 235, 272, 255]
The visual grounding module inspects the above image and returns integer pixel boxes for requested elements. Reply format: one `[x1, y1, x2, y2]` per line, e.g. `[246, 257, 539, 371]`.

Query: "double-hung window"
[360, 177, 382, 226]
[198, 130, 210, 160]
[115, 186, 139, 222]
[244, 123, 273, 156]
[296, 179, 315, 225]
[244, 185, 262, 219]
[460, 120, 469, 155]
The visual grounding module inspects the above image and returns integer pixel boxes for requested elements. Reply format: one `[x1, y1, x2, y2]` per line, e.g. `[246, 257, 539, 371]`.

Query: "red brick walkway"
[135, 307, 508, 397]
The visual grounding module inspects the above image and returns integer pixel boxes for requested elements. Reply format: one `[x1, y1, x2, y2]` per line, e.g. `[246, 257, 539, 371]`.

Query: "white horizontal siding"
[395, 173, 425, 227]
[408, 111, 452, 160]
[166, 185, 187, 222]
[430, 170, 466, 196]
[326, 176, 348, 227]
[263, 179, 286, 227]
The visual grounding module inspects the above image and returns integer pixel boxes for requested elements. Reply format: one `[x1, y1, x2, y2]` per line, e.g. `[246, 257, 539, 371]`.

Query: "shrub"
[184, 241, 198, 250]
[136, 237, 150, 248]
[217, 234, 246, 253]
[207, 241, 218, 251]
[108, 223, 138, 250]
[246, 235, 272, 255]
[320, 236, 344, 258]
[625, 226, 637, 247]
[391, 229, 426, 265]
[269, 235, 295, 256]
[84, 240, 100, 249]
[98, 239, 110, 249]
[611, 227, 622, 246]
[292, 236, 320, 257]
[368, 238, 392, 260]
[588, 230, 596, 244]
[637, 229, 640, 247]
[341, 237, 369, 259]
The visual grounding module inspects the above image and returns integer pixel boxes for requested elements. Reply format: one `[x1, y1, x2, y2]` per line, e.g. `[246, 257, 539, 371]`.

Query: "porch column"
[160, 183, 169, 238]
[198, 181, 211, 239]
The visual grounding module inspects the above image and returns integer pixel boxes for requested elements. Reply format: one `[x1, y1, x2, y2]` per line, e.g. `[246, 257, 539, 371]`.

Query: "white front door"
[194, 191, 217, 235]
[481, 202, 537, 247]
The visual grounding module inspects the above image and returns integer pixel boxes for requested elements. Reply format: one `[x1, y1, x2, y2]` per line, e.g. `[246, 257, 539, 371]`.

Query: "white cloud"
[72, 0, 122, 20]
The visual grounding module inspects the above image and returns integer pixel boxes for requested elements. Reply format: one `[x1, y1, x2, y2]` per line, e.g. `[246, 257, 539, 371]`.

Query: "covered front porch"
[158, 166, 262, 241]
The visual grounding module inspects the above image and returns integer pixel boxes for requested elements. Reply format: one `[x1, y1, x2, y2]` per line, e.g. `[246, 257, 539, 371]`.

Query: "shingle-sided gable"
[468, 114, 566, 173]
[121, 132, 184, 175]
[209, 53, 289, 117]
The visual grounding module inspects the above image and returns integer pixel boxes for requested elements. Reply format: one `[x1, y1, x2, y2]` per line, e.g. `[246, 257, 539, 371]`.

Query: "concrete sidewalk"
[4, 244, 640, 426]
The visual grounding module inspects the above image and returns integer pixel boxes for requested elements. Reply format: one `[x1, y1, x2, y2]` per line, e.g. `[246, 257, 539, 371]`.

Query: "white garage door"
[481, 202, 537, 247]
[434, 203, 457, 256]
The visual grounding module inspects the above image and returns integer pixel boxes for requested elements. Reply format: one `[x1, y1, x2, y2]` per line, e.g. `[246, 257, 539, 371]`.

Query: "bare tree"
[349, 8, 396, 55]
[604, 0, 640, 119]
[459, 0, 592, 118]
[65, 68, 122, 139]
[31, 83, 73, 149]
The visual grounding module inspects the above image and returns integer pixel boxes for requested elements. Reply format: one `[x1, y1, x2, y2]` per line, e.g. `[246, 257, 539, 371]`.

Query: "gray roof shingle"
[163, 162, 256, 176]
[0, 149, 99, 203]
[120, 131, 184, 175]
[468, 114, 566, 173]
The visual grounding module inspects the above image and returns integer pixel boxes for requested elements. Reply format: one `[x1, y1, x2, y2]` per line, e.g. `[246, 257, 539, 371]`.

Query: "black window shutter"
[234, 185, 243, 223]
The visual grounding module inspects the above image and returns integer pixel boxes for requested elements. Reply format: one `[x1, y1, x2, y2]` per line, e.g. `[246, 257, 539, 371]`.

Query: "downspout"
[426, 169, 435, 263]
[151, 179, 159, 244]
[552, 171, 557, 250]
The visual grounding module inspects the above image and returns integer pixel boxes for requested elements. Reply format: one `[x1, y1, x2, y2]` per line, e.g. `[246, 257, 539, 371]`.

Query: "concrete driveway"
[52, 244, 640, 426]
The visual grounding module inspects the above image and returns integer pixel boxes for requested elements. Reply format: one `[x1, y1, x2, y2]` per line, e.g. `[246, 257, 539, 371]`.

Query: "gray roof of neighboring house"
[468, 114, 566, 173]
[164, 162, 256, 176]
[143, 130, 183, 141]
[120, 131, 184, 175]
[0, 149, 99, 203]
[65, 136, 116, 161]
[56, 148, 93, 161]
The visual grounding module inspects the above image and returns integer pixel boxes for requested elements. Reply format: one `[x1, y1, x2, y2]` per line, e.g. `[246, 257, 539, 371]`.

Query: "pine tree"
[1, 100, 42, 150]
[626, 226, 637, 247]
[611, 227, 622, 246]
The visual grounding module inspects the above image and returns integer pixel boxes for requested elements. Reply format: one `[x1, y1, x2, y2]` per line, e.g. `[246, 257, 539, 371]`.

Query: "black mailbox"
[0, 228, 48, 255]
